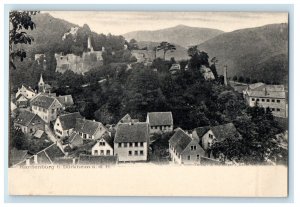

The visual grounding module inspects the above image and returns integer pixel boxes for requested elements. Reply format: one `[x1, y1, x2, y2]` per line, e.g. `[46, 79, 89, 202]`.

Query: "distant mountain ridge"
[198, 23, 288, 84]
[123, 25, 224, 48]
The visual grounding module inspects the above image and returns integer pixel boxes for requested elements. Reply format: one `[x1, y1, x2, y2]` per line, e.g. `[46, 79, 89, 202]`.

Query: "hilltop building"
[55, 36, 104, 74]
[200, 65, 215, 80]
[243, 83, 288, 118]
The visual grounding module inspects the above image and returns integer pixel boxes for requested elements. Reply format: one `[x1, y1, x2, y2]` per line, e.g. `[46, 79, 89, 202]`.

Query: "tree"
[9, 11, 39, 69]
[233, 75, 238, 81]
[128, 39, 139, 50]
[187, 46, 209, 70]
[238, 76, 244, 82]
[210, 57, 219, 78]
[157, 41, 176, 60]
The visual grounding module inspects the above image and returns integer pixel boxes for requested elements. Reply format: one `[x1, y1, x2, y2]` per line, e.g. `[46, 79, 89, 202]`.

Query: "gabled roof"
[78, 155, 117, 165]
[245, 83, 286, 99]
[14, 110, 40, 127]
[94, 132, 114, 148]
[169, 128, 192, 155]
[68, 131, 82, 143]
[147, 112, 173, 126]
[57, 95, 74, 107]
[16, 93, 29, 101]
[58, 112, 82, 130]
[118, 114, 132, 124]
[194, 126, 210, 138]
[75, 118, 104, 136]
[211, 123, 241, 141]
[10, 149, 28, 165]
[44, 144, 65, 162]
[31, 94, 60, 109]
[114, 123, 149, 143]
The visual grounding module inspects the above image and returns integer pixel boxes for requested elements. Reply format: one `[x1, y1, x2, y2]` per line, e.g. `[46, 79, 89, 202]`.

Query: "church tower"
[38, 74, 45, 93]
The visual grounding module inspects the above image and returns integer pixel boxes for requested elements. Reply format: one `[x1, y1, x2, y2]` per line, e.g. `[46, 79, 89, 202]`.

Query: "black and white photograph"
[7, 10, 289, 197]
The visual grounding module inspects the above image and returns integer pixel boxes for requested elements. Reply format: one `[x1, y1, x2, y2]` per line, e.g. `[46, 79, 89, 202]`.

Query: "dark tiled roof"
[169, 129, 192, 154]
[44, 144, 65, 161]
[31, 94, 57, 109]
[147, 112, 173, 126]
[68, 131, 82, 143]
[75, 118, 105, 135]
[36, 151, 52, 164]
[78, 155, 117, 165]
[58, 112, 82, 130]
[194, 126, 210, 138]
[10, 149, 28, 165]
[211, 123, 241, 141]
[101, 132, 114, 148]
[115, 123, 149, 143]
[14, 110, 36, 126]
[118, 114, 132, 124]
[57, 95, 74, 107]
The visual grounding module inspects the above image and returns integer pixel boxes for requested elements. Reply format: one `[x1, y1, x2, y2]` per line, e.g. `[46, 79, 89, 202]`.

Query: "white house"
[54, 112, 82, 138]
[74, 118, 108, 140]
[16, 85, 36, 100]
[91, 132, 114, 156]
[146, 112, 173, 134]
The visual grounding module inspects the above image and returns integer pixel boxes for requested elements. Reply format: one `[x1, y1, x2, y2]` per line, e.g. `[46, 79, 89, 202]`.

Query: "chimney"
[224, 65, 228, 86]
[33, 155, 38, 164]
[264, 87, 268, 96]
[65, 96, 67, 102]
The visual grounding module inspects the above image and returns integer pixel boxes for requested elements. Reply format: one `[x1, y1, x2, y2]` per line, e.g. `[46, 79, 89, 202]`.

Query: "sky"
[46, 11, 288, 35]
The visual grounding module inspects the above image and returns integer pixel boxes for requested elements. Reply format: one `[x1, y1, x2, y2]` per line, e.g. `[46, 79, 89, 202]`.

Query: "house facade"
[91, 133, 114, 156]
[114, 122, 149, 162]
[243, 83, 288, 118]
[54, 112, 82, 138]
[146, 112, 173, 134]
[14, 110, 45, 134]
[74, 118, 108, 140]
[16, 94, 29, 108]
[169, 128, 205, 165]
[31, 94, 63, 123]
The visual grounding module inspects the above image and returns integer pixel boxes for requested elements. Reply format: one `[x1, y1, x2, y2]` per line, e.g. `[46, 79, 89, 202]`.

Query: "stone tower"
[87, 36, 94, 52]
[224, 65, 228, 86]
[38, 73, 45, 93]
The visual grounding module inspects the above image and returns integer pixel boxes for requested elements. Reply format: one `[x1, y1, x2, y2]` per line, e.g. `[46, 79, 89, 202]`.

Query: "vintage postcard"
[8, 11, 289, 196]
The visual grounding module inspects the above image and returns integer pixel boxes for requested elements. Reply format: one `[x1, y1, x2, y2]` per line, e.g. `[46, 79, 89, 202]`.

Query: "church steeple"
[38, 73, 45, 93]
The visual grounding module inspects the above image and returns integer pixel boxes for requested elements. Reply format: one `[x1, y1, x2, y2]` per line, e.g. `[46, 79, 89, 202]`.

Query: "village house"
[91, 132, 114, 156]
[169, 128, 205, 165]
[56, 95, 74, 109]
[131, 49, 155, 63]
[15, 94, 29, 108]
[65, 131, 83, 149]
[146, 112, 173, 134]
[54, 112, 82, 138]
[200, 65, 215, 80]
[13, 143, 66, 166]
[16, 85, 36, 100]
[30, 94, 63, 123]
[243, 83, 288, 118]
[114, 122, 149, 162]
[169, 63, 181, 74]
[117, 114, 139, 126]
[74, 118, 108, 140]
[14, 110, 45, 134]
[192, 123, 242, 156]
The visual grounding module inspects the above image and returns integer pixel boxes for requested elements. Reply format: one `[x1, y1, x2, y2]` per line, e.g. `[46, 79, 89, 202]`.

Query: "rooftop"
[115, 122, 149, 143]
[147, 112, 173, 126]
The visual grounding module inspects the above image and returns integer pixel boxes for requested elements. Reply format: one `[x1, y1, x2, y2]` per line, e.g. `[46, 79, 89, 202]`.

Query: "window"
[118, 143, 122, 148]
[52, 109, 55, 113]
[124, 143, 127, 148]
[134, 151, 138, 155]
[99, 142, 105, 146]
[272, 99, 275, 102]
[209, 134, 213, 138]
[140, 142, 144, 147]
[129, 143, 133, 147]
[262, 99, 265, 102]
[190, 146, 196, 151]
[257, 98, 260, 101]
[277, 100, 280, 103]
[135, 142, 138, 147]
[94, 150, 98, 155]
[252, 98, 255, 101]
[79, 132, 83, 136]
[106, 150, 110, 155]
[187, 155, 191, 160]
[140, 150, 144, 156]
[43, 108, 46, 112]
[83, 134, 87, 139]
[277, 108, 280, 111]
[267, 99, 270, 102]
[197, 155, 200, 160]
[128, 151, 132, 156]
[100, 150, 104, 155]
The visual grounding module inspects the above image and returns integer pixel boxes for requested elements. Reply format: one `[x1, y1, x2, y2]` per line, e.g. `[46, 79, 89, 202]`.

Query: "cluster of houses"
[11, 75, 244, 167]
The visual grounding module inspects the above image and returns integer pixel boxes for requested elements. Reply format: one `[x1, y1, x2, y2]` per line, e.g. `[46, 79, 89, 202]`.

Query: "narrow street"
[45, 124, 65, 154]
